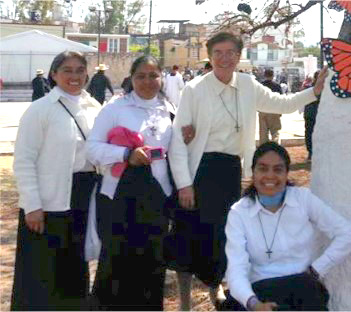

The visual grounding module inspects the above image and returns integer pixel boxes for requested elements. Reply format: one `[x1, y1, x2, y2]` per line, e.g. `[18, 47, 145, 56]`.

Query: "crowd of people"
[12, 32, 351, 312]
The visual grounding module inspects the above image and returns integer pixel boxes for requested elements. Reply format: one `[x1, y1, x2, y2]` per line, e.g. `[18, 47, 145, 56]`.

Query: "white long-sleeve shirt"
[86, 91, 174, 199]
[169, 71, 317, 190]
[225, 186, 351, 307]
[13, 87, 101, 214]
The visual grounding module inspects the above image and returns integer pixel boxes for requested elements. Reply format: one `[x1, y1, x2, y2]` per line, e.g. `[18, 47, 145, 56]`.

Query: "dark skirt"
[218, 272, 329, 311]
[11, 172, 97, 311]
[91, 165, 170, 311]
[165, 152, 242, 288]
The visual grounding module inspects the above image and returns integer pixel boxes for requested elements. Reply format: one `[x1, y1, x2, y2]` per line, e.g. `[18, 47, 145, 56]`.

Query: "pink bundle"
[107, 126, 144, 177]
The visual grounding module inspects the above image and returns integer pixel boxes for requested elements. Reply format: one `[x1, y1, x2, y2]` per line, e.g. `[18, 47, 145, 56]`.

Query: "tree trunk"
[338, 17, 351, 43]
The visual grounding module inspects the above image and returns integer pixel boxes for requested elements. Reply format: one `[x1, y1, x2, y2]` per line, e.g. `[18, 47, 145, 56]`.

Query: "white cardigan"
[13, 87, 101, 214]
[169, 71, 317, 189]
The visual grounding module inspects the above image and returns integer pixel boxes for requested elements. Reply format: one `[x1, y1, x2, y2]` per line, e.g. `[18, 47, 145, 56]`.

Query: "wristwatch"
[247, 295, 260, 311]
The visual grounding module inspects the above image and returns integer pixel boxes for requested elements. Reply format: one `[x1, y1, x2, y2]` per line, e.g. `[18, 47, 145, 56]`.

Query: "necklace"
[219, 89, 240, 132]
[257, 205, 285, 259]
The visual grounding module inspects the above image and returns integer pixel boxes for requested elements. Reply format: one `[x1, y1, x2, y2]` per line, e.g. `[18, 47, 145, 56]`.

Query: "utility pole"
[147, 0, 153, 54]
[320, 0, 324, 69]
[97, 9, 101, 65]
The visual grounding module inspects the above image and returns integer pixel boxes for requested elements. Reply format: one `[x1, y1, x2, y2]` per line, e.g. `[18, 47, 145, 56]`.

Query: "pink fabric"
[107, 126, 144, 177]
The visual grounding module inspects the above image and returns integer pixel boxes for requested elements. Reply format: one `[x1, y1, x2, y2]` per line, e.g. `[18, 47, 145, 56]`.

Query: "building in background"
[65, 33, 130, 54]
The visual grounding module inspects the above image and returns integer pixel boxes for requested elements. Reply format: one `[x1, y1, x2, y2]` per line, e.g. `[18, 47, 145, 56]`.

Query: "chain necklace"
[219, 89, 240, 132]
[257, 205, 285, 259]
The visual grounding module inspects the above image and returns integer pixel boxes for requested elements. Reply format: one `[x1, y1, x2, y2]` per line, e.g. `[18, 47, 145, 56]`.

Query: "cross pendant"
[266, 249, 272, 259]
[150, 126, 157, 136]
[235, 123, 240, 132]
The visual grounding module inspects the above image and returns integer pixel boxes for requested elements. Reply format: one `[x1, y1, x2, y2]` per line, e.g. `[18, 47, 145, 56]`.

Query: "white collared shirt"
[204, 73, 243, 155]
[225, 186, 351, 307]
[86, 91, 174, 199]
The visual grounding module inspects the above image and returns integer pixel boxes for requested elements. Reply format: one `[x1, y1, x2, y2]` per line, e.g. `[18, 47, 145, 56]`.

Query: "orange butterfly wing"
[322, 38, 351, 98]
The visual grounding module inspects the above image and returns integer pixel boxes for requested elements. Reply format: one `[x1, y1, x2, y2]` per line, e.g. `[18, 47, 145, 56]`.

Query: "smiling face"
[131, 62, 162, 100]
[209, 40, 241, 82]
[253, 151, 288, 196]
[51, 57, 87, 95]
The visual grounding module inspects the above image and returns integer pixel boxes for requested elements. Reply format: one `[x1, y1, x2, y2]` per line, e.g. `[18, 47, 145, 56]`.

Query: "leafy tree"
[81, 0, 146, 34]
[129, 43, 160, 58]
[15, 0, 55, 23]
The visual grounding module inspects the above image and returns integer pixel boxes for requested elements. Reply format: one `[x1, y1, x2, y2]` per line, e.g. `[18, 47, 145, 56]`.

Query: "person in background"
[203, 61, 213, 75]
[87, 63, 114, 105]
[87, 55, 175, 311]
[167, 31, 328, 311]
[303, 71, 320, 162]
[11, 51, 101, 311]
[164, 65, 185, 107]
[223, 141, 351, 311]
[258, 69, 283, 145]
[32, 69, 50, 101]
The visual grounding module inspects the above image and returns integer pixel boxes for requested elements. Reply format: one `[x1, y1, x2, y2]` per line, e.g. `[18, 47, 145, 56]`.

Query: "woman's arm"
[13, 104, 44, 215]
[225, 208, 257, 307]
[86, 104, 129, 166]
[305, 189, 351, 277]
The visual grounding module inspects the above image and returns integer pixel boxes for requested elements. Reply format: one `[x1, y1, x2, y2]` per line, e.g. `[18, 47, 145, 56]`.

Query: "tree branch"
[247, 0, 318, 36]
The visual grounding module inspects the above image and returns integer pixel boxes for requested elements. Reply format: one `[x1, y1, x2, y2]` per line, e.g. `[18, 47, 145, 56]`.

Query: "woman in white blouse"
[11, 51, 101, 310]
[86, 55, 175, 310]
[224, 142, 351, 311]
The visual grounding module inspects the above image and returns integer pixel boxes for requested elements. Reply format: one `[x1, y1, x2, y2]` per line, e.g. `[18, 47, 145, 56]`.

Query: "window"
[268, 49, 278, 61]
[108, 39, 118, 53]
[250, 48, 257, 61]
[191, 48, 199, 58]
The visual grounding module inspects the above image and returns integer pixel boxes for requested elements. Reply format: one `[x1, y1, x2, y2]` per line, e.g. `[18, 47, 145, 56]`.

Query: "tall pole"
[320, 0, 324, 69]
[147, 0, 152, 54]
[97, 9, 101, 66]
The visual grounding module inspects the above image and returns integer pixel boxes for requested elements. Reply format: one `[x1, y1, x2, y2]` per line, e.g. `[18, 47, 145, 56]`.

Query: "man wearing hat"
[32, 69, 50, 101]
[87, 64, 114, 105]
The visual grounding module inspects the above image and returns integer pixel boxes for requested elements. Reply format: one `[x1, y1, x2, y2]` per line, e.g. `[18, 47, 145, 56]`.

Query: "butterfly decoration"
[321, 38, 351, 98]
[328, 1, 351, 23]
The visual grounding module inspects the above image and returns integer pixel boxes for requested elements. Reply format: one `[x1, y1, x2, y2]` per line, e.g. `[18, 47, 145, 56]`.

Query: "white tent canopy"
[0, 30, 97, 83]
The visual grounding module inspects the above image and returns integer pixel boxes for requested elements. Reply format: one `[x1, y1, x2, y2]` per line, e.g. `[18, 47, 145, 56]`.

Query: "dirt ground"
[0, 146, 311, 311]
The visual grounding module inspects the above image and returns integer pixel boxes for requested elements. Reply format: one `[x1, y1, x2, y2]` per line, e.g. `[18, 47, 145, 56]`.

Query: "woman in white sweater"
[86, 55, 175, 310]
[223, 142, 351, 311]
[11, 51, 101, 311]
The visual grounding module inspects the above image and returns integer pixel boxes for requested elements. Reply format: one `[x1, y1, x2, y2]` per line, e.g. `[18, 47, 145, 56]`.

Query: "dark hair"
[172, 65, 179, 70]
[126, 55, 163, 94]
[204, 62, 212, 70]
[243, 141, 293, 200]
[206, 32, 244, 57]
[48, 51, 88, 88]
[264, 68, 274, 78]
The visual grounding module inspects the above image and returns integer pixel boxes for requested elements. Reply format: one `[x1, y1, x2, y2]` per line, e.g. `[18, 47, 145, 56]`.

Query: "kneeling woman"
[224, 142, 351, 311]
[86, 55, 175, 310]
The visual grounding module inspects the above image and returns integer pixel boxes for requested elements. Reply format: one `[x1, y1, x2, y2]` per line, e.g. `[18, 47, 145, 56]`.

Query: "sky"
[1, 0, 344, 46]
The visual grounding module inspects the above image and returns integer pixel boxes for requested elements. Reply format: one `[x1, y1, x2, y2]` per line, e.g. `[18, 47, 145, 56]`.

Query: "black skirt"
[91, 165, 170, 311]
[11, 172, 97, 311]
[218, 272, 329, 311]
[165, 152, 242, 288]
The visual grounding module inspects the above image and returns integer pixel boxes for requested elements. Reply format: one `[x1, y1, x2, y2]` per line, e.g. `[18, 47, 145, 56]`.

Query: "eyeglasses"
[212, 50, 240, 59]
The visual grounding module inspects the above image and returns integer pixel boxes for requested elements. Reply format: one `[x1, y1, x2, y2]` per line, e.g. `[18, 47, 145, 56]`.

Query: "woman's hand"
[178, 186, 195, 210]
[128, 147, 151, 166]
[313, 65, 328, 96]
[253, 301, 278, 311]
[25, 209, 45, 234]
[182, 125, 195, 145]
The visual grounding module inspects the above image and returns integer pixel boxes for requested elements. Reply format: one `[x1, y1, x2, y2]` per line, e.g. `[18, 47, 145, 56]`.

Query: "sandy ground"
[0, 146, 310, 311]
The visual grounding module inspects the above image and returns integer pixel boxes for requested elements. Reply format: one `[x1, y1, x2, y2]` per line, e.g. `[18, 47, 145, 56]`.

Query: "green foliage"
[81, 0, 146, 34]
[16, 0, 55, 23]
[130, 43, 160, 58]
[297, 45, 320, 58]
